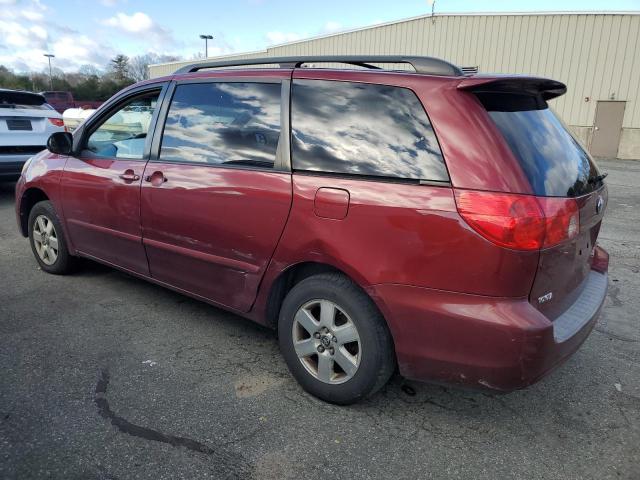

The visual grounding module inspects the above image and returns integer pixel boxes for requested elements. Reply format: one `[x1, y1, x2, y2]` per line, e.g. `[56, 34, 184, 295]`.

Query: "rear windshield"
[0, 91, 49, 110]
[479, 93, 601, 197]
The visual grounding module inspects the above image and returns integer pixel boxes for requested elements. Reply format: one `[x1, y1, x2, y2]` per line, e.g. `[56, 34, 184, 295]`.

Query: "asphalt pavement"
[1, 158, 638, 479]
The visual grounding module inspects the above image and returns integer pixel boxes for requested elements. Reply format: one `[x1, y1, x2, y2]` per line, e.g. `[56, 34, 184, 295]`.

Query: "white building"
[150, 11, 640, 159]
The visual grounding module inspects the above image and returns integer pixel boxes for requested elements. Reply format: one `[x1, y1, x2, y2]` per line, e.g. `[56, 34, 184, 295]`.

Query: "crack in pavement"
[93, 369, 254, 479]
[94, 369, 216, 454]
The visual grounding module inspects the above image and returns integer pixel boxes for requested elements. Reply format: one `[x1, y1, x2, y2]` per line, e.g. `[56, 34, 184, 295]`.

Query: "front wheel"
[278, 273, 395, 404]
[28, 200, 76, 275]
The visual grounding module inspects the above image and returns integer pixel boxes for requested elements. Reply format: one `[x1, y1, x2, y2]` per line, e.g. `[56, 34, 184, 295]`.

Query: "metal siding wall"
[148, 13, 640, 128]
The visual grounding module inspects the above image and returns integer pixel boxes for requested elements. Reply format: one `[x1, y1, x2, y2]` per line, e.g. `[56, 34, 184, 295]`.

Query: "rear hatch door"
[531, 186, 607, 319]
[461, 77, 608, 319]
[1, 90, 57, 147]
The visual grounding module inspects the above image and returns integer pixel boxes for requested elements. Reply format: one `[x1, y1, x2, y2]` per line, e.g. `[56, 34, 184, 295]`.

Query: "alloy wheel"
[33, 215, 59, 266]
[292, 299, 361, 384]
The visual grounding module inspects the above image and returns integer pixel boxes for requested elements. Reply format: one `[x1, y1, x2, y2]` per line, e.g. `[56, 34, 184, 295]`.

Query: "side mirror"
[47, 131, 73, 155]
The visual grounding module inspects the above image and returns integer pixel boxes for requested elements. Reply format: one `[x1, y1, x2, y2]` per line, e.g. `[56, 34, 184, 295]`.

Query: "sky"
[1, 0, 639, 73]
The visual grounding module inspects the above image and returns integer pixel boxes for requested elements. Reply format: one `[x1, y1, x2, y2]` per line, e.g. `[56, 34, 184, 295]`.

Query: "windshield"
[479, 92, 602, 197]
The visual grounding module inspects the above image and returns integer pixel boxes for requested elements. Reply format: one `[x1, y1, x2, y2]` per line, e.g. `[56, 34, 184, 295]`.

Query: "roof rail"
[173, 55, 464, 77]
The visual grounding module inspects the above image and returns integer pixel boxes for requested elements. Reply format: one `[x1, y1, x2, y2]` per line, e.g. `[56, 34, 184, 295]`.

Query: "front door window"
[85, 92, 159, 159]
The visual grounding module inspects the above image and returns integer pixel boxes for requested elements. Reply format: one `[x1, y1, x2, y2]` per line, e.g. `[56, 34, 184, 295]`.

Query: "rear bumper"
[368, 253, 609, 392]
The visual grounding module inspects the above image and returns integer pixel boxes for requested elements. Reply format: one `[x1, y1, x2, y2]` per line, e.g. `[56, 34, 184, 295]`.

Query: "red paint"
[139, 163, 292, 312]
[314, 187, 350, 220]
[61, 153, 150, 275]
[529, 186, 608, 320]
[15, 66, 609, 393]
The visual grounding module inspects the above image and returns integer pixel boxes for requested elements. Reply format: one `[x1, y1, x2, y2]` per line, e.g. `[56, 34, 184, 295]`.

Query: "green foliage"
[0, 63, 135, 101]
[110, 54, 131, 82]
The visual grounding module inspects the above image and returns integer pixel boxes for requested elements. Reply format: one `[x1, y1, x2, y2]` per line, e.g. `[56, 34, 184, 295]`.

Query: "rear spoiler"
[457, 76, 567, 101]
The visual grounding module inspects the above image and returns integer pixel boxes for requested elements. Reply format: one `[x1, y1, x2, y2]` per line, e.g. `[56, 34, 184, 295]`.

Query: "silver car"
[1, 89, 64, 179]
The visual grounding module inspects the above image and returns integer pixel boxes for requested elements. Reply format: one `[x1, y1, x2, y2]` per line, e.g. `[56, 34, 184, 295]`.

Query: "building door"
[591, 101, 625, 158]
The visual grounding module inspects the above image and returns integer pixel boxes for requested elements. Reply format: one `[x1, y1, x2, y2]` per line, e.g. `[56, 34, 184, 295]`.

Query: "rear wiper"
[589, 173, 608, 184]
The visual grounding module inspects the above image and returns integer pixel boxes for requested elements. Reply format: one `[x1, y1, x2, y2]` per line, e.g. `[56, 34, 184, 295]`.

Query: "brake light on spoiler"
[454, 190, 579, 251]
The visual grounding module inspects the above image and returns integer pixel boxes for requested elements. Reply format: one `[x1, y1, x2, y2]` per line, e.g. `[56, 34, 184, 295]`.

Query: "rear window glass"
[480, 93, 601, 197]
[291, 79, 448, 182]
[0, 91, 49, 110]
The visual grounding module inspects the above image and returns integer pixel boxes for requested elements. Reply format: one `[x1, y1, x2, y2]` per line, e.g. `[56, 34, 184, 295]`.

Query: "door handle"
[119, 170, 140, 182]
[144, 171, 168, 186]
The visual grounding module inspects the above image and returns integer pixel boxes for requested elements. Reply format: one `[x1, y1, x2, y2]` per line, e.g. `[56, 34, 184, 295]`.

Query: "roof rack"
[174, 55, 464, 77]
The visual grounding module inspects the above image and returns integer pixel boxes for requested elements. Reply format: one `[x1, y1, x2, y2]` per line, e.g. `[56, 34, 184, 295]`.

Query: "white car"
[0, 89, 64, 179]
[62, 107, 96, 132]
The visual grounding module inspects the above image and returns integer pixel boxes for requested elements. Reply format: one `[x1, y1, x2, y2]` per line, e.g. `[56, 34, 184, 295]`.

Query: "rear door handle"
[119, 170, 140, 182]
[144, 171, 168, 186]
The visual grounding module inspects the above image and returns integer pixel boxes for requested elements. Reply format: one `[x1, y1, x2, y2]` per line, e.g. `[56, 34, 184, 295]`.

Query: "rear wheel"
[278, 273, 395, 404]
[28, 201, 76, 275]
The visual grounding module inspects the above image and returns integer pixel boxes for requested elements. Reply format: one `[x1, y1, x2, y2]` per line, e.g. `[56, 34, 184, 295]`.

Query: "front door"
[591, 100, 625, 158]
[62, 87, 164, 274]
[141, 77, 293, 312]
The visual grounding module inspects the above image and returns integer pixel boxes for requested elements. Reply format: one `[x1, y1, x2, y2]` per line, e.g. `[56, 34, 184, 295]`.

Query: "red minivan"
[15, 56, 609, 404]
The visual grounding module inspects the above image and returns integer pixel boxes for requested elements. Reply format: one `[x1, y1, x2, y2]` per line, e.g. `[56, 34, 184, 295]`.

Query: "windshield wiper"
[589, 172, 608, 184]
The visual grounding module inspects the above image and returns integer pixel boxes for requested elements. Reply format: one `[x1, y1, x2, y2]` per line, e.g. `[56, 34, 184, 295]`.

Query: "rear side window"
[479, 92, 601, 197]
[291, 80, 448, 182]
[159, 82, 281, 168]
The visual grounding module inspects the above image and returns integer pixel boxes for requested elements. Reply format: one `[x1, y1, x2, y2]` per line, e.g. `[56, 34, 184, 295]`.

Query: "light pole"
[43, 53, 55, 90]
[199, 34, 213, 58]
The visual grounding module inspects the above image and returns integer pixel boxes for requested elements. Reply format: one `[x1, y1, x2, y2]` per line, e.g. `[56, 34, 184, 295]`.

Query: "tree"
[109, 54, 131, 81]
[79, 64, 101, 77]
[129, 53, 181, 82]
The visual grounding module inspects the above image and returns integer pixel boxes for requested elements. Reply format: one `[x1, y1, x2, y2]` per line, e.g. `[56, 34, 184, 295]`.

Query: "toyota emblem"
[596, 195, 604, 214]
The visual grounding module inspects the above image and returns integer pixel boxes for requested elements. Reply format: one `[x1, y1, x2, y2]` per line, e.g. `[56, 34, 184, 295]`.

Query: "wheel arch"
[264, 261, 338, 328]
[263, 261, 389, 333]
[19, 187, 50, 237]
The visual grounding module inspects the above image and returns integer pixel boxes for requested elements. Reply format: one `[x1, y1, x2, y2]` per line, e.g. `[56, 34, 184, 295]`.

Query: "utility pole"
[44, 53, 55, 90]
[199, 34, 213, 58]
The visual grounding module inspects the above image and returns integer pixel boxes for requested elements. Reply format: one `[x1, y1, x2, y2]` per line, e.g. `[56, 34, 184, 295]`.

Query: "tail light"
[454, 189, 579, 251]
[48, 118, 64, 127]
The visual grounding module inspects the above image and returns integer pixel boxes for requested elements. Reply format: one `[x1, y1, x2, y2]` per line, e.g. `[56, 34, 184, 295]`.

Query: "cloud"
[323, 21, 343, 33]
[264, 21, 345, 46]
[21, 9, 45, 21]
[103, 12, 154, 33]
[30, 24, 47, 40]
[101, 10, 175, 49]
[52, 35, 101, 63]
[0, 20, 47, 49]
[0, 0, 114, 72]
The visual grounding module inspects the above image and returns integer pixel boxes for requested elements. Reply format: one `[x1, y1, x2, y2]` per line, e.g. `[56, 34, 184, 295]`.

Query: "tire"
[28, 200, 76, 275]
[278, 272, 395, 405]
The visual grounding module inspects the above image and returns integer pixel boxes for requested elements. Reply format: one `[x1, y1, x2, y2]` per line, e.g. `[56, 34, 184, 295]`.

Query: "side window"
[85, 91, 160, 160]
[291, 79, 448, 182]
[159, 82, 281, 168]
